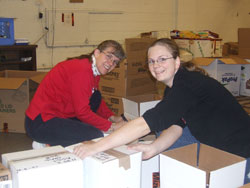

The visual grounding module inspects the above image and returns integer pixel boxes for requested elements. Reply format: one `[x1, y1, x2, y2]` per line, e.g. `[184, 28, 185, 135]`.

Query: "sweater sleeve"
[70, 71, 112, 131]
[143, 83, 195, 132]
[96, 99, 114, 119]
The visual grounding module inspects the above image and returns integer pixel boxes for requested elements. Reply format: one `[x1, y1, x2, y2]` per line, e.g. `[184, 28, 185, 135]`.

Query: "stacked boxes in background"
[100, 38, 157, 115]
[220, 28, 250, 97]
[238, 28, 250, 97]
[170, 30, 223, 58]
[173, 38, 222, 58]
[192, 57, 250, 96]
[0, 70, 47, 133]
[238, 28, 250, 59]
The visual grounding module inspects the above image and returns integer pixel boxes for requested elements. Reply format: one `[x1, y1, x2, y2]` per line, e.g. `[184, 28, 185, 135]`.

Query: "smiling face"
[94, 47, 120, 75]
[148, 45, 180, 87]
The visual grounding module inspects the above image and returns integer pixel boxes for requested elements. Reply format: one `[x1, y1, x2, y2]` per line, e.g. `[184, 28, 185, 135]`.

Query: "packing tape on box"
[0, 164, 11, 181]
[87, 140, 131, 170]
[105, 149, 131, 170]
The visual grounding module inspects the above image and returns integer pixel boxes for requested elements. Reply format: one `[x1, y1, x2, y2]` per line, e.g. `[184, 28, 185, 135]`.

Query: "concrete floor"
[0, 132, 33, 162]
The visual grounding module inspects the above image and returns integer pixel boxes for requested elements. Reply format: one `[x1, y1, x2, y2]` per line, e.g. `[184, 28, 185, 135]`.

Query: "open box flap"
[30, 73, 47, 84]
[122, 98, 139, 117]
[193, 57, 249, 67]
[139, 100, 160, 115]
[122, 94, 161, 117]
[162, 143, 198, 167]
[199, 144, 245, 172]
[209, 160, 246, 188]
[0, 77, 27, 89]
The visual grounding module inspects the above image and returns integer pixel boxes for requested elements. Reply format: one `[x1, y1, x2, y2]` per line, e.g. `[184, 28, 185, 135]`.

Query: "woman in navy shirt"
[74, 38, 250, 183]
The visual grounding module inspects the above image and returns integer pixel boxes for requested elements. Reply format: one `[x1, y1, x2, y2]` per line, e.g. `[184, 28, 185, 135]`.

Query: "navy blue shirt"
[143, 67, 250, 158]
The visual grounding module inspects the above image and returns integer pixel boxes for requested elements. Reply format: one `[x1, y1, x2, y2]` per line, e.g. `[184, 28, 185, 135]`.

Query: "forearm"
[95, 117, 150, 153]
[151, 125, 183, 154]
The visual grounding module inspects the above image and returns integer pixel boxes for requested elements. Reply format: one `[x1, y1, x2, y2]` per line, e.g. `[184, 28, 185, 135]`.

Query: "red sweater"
[26, 58, 113, 131]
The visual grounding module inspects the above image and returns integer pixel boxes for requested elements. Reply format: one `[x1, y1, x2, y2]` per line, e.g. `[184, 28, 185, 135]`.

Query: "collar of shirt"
[91, 55, 100, 77]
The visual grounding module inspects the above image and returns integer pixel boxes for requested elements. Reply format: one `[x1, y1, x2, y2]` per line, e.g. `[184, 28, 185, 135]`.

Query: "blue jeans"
[156, 126, 198, 150]
[156, 126, 250, 185]
[245, 158, 250, 184]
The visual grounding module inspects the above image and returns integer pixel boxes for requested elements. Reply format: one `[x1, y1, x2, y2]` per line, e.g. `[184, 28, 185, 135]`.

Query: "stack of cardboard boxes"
[192, 28, 250, 98]
[99, 38, 158, 116]
[0, 70, 47, 133]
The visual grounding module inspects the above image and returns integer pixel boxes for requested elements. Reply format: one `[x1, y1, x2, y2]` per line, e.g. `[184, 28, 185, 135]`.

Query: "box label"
[0, 99, 16, 113]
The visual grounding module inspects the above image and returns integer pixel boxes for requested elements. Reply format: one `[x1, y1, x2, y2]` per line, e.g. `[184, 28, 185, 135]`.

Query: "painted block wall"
[0, 0, 250, 70]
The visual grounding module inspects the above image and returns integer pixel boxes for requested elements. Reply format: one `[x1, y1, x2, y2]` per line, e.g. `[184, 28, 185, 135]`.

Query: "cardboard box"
[240, 183, 250, 187]
[192, 57, 250, 96]
[140, 141, 160, 188]
[160, 143, 246, 188]
[222, 42, 239, 57]
[100, 38, 158, 97]
[0, 70, 46, 133]
[102, 94, 124, 115]
[122, 94, 161, 120]
[66, 142, 142, 188]
[2, 145, 84, 188]
[100, 72, 157, 97]
[0, 162, 12, 188]
[173, 38, 222, 58]
[125, 38, 156, 75]
[238, 28, 250, 59]
[240, 63, 250, 96]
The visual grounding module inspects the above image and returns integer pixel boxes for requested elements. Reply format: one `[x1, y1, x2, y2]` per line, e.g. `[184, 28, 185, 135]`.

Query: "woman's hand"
[109, 115, 127, 123]
[73, 141, 97, 159]
[105, 121, 127, 134]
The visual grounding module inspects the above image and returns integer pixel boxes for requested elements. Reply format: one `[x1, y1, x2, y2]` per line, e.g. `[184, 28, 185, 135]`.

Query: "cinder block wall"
[0, 0, 250, 70]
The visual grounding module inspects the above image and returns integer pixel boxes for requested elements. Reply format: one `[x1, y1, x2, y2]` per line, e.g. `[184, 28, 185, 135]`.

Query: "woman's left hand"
[109, 115, 126, 123]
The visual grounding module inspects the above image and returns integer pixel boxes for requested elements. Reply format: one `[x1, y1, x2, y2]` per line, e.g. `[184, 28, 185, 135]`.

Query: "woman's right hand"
[73, 141, 98, 159]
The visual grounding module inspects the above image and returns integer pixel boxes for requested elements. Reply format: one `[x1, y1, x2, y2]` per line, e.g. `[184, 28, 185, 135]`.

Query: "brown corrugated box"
[0, 70, 47, 133]
[102, 94, 124, 116]
[238, 28, 250, 59]
[100, 38, 157, 97]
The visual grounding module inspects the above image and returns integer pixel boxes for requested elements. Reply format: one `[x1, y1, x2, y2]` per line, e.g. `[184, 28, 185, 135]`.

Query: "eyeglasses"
[101, 51, 120, 66]
[148, 56, 174, 66]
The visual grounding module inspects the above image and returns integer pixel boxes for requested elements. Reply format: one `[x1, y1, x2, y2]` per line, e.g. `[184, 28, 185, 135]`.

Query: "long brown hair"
[181, 61, 209, 76]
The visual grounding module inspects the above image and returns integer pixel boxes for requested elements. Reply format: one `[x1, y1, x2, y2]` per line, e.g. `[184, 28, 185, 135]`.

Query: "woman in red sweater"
[25, 40, 126, 147]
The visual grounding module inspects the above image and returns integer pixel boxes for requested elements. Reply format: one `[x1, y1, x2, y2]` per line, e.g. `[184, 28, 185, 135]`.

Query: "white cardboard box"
[193, 58, 248, 96]
[140, 141, 160, 188]
[240, 63, 250, 96]
[122, 94, 161, 120]
[0, 162, 12, 188]
[173, 38, 222, 58]
[66, 142, 142, 188]
[160, 143, 246, 188]
[2, 146, 84, 188]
